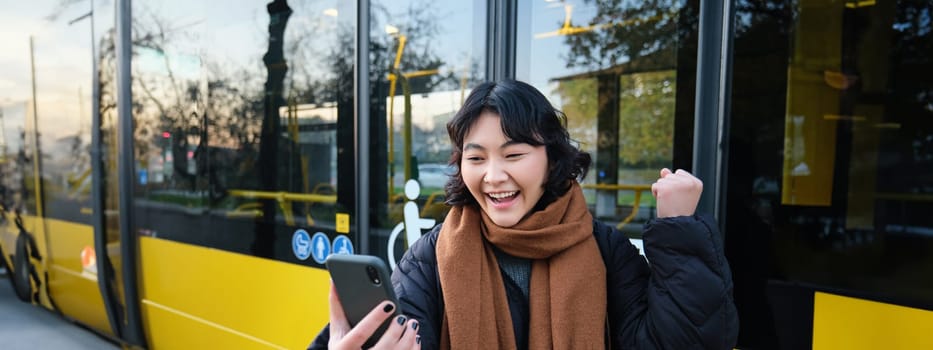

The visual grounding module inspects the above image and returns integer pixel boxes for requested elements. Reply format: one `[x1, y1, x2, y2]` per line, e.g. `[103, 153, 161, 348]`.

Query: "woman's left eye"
[506, 153, 524, 158]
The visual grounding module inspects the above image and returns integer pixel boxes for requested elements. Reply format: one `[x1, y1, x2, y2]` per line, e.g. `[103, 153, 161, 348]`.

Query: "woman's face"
[461, 111, 548, 227]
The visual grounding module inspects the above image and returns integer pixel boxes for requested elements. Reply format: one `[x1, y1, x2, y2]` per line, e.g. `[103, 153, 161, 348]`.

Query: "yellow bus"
[1, 0, 932, 349]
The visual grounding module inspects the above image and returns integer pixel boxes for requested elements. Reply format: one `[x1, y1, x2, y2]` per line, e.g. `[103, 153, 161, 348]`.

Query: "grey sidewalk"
[0, 269, 119, 349]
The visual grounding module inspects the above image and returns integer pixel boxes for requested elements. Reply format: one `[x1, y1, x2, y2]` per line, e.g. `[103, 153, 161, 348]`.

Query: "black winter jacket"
[310, 214, 738, 349]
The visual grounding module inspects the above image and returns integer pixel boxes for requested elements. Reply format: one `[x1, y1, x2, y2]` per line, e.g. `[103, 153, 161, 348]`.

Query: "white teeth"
[488, 191, 516, 199]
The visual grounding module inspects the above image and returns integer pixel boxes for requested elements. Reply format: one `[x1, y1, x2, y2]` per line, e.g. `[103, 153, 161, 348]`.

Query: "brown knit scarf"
[436, 182, 607, 350]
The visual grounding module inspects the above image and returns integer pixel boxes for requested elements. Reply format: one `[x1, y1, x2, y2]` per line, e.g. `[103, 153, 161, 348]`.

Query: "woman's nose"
[483, 162, 508, 184]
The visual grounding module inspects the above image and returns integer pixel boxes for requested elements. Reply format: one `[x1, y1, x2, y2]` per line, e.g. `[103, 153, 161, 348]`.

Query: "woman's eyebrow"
[500, 140, 523, 149]
[463, 143, 485, 151]
[463, 140, 523, 151]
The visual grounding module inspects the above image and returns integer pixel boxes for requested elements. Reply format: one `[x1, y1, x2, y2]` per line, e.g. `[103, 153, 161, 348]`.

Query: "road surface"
[0, 268, 119, 349]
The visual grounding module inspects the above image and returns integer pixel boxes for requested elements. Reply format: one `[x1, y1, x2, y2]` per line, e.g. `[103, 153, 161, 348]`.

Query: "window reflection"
[517, 0, 693, 236]
[131, 0, 355, 260]
[0, 2, 98, 224]
[369, 0, 486, 263]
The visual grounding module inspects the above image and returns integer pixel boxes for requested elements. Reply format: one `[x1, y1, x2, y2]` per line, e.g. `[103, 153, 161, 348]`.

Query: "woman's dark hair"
[445, 79, 591, 208]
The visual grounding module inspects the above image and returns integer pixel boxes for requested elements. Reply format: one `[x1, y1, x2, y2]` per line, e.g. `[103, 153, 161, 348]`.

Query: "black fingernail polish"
[411, 321, 419, 330]
[383, 303, 394, 313]
[416, 335, 421, 344]
[396, 315, 407, 325]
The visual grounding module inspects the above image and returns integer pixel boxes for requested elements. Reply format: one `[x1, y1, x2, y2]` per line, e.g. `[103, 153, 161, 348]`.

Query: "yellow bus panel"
[814, 292, 933, 349]
[139, 236, 330, 349]
[44, 218, 111, 336]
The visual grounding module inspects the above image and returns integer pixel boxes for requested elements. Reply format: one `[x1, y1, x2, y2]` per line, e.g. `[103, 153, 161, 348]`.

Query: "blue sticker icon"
[332, 235, 354, 255]
[310, 232, 331, 263]
[304, 231, 331, 264]
[292, 229, 311, 260]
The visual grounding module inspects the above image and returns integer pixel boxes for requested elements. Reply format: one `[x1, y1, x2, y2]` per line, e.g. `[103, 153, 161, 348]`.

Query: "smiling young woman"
[311, 80, 738, 350]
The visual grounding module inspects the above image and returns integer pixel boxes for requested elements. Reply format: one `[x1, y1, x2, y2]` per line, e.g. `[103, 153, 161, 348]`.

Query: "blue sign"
[292, 229, 312, 261]
[309, 232, 330, 264]
[332, 235, 354, 255]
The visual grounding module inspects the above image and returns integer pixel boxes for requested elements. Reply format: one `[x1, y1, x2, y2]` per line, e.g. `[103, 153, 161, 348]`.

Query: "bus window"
[727, 1, 933, 347]
[516, 0, 699, 240]
[130, 1, 355, 261]
[368, 0, 487, 267]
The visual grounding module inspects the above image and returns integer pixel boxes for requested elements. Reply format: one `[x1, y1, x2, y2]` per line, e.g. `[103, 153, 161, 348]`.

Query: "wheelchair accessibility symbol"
[332, 235, 353, 255]
[387, 180, 436, 270]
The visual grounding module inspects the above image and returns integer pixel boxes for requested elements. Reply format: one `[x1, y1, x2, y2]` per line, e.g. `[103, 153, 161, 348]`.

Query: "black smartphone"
[325, 254, 401, 348]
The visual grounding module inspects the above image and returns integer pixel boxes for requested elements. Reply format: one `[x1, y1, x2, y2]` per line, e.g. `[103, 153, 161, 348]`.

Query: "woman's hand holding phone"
[327, 283, 421, 350]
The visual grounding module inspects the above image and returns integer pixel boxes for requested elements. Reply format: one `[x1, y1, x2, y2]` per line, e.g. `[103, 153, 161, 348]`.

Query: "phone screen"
[325, 254, 400, 347]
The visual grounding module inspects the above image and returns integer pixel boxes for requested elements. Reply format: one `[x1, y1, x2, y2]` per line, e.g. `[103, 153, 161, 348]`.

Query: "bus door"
[0, 1, 120, 341]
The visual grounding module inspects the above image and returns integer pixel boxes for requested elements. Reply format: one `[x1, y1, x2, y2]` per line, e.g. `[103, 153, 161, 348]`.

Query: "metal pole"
[692, 0, 734, 226]
[357, 0, 371, 254]
[487, 0, 515, 81]
[402, 76, 412, 181]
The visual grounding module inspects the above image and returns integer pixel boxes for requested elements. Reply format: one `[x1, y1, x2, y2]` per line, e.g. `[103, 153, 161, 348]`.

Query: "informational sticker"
[336, 213, 350, 233]
[332, 235, 354, 255]
[386, 180, 436, 270]
[80, 246, 97, 276]
[292, 229, 312, 261]
[310, 232, 331, 264]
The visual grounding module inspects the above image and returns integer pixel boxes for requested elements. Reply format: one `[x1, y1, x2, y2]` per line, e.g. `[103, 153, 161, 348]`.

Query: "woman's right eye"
[465, 156, 483, 162]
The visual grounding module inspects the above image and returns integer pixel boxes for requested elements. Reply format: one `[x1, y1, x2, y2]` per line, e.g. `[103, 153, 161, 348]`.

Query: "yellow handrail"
[420, 191, 446, 217]
[227, 190, 337, 204]
[580, 183, 653, 230]
[227, 189, 337, 226]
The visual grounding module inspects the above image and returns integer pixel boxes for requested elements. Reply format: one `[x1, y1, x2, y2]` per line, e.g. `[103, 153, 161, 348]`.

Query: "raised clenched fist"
[651, 168, 703, 218]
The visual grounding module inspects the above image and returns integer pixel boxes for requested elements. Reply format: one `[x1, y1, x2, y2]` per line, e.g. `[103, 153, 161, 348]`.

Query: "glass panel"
[31, 14, 95, 227]
[727, 0, 933, 347]
[516, 0, 698, 238]
[131, 0, 356, 264]
[369, 0, 487, 267]
[130, 0, 211, 252]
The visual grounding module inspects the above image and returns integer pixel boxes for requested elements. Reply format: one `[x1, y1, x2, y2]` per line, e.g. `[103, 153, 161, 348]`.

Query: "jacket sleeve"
[603, 214, 739, 350]
[392, 226, 442, 350]
[307, 324, 330, 350]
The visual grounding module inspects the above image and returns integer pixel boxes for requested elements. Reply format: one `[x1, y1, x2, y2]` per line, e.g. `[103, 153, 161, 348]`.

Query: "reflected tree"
[130, 9, 205, 191]
[555, 0, 689, 173]
[371, 1, 462, 94]
[251, 0, 293, 257]
[562, 0, 687, 71]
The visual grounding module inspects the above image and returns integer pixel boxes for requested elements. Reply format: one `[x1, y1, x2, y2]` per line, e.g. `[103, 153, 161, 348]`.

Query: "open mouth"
[488, 191, 519, 204]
